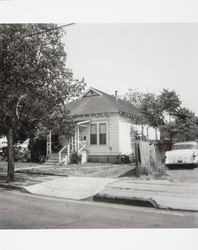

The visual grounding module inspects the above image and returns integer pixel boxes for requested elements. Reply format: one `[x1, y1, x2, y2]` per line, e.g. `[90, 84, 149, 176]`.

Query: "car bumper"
[165, 162, 198, 168]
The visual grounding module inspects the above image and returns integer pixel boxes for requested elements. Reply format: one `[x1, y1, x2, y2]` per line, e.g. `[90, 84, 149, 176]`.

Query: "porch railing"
[58, 143, 71, 164]
[46, 141, 62, 157]
[78, 140, 87, 153]
[58, 140, 87, 165]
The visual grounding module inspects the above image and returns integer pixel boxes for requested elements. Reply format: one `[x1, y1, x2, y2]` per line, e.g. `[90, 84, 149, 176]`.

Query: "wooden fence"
[134, 141, 159, 175]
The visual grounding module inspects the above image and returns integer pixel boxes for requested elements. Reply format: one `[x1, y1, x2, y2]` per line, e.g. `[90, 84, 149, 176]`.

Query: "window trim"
[99, 123, 107, 145]
[90, 124, 97, 145]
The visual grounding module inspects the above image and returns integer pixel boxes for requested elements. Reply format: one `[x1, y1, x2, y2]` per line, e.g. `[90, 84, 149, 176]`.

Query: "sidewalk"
[25, 176, 116, 200]
[0, 173, 198, 212]
[94, 179, 198, 211]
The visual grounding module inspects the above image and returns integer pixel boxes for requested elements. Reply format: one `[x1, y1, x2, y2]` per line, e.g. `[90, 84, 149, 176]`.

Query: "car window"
[172, 144, 195, 150]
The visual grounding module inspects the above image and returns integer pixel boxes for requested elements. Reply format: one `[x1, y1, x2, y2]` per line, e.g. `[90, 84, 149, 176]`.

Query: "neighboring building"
[47, 87, 160, 163]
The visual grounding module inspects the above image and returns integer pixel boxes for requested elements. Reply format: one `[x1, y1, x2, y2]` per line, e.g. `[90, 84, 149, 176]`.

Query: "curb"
[15, 170, 68, 177]
[0, 183, 30, 194]
[93, 193, 198, 212]
[93, 193, 159, 208]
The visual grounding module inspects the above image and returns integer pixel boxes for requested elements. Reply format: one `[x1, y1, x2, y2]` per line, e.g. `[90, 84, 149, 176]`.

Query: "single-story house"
[47, 87, 160, 164]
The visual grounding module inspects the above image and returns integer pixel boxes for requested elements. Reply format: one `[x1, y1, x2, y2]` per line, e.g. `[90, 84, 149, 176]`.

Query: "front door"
[51, 134, 62, 153]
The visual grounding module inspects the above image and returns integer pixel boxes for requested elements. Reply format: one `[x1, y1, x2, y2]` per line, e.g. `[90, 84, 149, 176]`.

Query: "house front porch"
[46, 120, 90, 165]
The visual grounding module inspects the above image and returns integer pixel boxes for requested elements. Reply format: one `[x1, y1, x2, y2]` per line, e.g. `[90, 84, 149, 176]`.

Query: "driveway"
[25, 176, 116, 200]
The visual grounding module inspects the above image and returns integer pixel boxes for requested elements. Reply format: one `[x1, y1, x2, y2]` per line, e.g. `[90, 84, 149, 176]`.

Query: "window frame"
[99, 123, 107, 145]
[89, 121, 108, 145]
[90, 124, 97, 145]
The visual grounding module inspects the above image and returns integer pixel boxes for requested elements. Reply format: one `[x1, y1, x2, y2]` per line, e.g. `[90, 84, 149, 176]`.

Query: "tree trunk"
[6, 128, 15, 182]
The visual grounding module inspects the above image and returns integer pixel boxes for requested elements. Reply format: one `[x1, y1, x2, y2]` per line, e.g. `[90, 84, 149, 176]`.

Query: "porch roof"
[75, 120, 91, 125]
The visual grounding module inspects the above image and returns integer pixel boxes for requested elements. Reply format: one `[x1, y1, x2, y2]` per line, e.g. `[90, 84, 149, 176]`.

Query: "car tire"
[166, 164, 173, 170]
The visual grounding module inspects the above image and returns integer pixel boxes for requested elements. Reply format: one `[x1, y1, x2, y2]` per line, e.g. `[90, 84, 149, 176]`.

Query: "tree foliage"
[0, 24, 85, 181]
[159, 89, 181, 117]
[124, 88, 198, 142]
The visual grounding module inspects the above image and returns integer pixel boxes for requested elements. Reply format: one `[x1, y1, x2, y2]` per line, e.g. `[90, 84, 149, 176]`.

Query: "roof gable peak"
[82, 87, 102, 98]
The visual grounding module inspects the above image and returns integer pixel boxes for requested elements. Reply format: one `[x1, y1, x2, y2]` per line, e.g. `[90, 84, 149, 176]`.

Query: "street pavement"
[0, 189, 197, 228]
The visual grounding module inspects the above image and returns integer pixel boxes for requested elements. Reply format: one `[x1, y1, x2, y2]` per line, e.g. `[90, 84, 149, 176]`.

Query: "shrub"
[120, 154, 131, 163]
[1, 146, 31, 162]
[70, 151, 81, 164]
[139, 155, 166, 178]
[116, 154, 134, 164]
[14, 146, 31, 162]
[28, 138, 46, 163]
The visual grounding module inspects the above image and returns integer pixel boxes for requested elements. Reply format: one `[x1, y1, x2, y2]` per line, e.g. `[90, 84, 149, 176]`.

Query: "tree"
[159, 107, 198, 142]
[175, 108, 197, 141]
[0, 24, 85, 181]
[124, 89, 164, 127]
[140, 92, 164, 127]
[158, 89, 181, 121]
[123, 88, 145, 109]
[123, 88, 198, 142]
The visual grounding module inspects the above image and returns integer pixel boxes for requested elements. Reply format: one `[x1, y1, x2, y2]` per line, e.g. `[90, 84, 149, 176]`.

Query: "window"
[99, 123, 106, 145]
[90, 123, 107, 145]
[90, 124, 97, 145]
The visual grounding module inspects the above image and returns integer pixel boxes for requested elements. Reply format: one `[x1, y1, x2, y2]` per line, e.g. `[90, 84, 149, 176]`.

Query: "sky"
[64, 23, 198, 115]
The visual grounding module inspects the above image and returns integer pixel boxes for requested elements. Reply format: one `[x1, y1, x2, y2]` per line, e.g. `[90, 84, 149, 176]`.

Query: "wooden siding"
[118, 115, 135, 155]
[85, 114, 120, 156]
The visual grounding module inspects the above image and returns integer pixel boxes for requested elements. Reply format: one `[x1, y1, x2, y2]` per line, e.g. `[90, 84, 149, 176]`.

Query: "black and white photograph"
[0, 21, 198, 228]
[0, 1, 198, 250]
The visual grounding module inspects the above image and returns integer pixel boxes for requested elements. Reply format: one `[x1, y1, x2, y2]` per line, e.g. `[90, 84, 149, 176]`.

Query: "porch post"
[71, 136, 74, 152]
[75, 126, 77, 152]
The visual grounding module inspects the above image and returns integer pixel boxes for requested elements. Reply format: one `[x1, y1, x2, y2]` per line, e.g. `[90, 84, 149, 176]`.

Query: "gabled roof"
[66, 87, 141, 117]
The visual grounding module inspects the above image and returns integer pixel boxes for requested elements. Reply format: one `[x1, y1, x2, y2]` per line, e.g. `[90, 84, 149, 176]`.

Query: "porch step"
[49, 154, 59, 160]
[45, 153, 68, 165]
[45, 153, 58, 165]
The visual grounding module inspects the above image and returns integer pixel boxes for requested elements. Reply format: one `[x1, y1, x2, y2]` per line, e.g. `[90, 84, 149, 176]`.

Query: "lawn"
[1, 160, 198, 183]
[0, 161, 41, 173]
[15, 162, 136, 178]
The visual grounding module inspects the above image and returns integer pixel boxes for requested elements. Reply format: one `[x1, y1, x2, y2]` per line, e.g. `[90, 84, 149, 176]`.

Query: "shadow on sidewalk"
[119, 167, 136, 177]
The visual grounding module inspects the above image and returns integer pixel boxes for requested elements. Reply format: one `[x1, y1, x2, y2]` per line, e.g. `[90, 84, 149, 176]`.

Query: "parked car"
[0, 137, 7, 155]
[165, 141, 198, 169]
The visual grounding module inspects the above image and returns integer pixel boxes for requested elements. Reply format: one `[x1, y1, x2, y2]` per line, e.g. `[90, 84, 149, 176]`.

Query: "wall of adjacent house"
[133, 124, 160, 141]
[147, 126, 160, 140]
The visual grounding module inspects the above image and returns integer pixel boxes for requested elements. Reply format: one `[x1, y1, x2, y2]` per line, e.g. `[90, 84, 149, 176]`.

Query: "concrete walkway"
[94, 179, 198, 211]
[25, 176, 116, 200]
